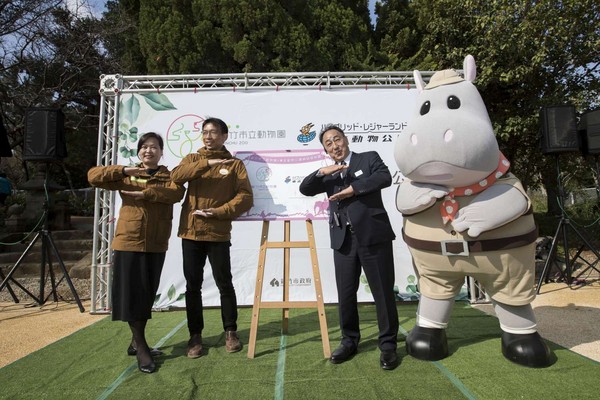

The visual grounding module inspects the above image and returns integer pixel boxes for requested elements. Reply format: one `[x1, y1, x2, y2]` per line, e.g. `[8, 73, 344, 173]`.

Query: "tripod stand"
[536, 155, 600, 293]
[0, 199, 84, 313]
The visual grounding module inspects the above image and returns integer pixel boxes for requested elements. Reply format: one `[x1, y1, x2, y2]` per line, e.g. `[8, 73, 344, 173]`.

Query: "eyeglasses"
[202, 130, 221, 137]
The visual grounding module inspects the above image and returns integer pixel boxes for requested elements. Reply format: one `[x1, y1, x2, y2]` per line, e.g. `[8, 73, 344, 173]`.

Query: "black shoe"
[137, 359, 156, 374]
[127, 344, 163, 357]
[330, 344, 357, 364]
[380, 350, 399, 370]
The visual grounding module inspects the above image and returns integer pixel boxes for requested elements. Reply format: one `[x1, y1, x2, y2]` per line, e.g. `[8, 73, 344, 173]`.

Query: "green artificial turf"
[0, 303, 597, 399]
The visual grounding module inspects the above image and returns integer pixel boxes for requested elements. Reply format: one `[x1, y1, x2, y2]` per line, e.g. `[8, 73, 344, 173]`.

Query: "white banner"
[114, 88, 420, 308]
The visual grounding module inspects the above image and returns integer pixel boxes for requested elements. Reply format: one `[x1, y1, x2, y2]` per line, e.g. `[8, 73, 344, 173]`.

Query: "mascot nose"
[410, 133, 418, 145]
[444, 129, 454, 143]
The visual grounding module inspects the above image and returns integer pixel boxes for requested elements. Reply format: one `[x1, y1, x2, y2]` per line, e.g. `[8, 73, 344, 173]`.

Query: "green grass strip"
[274, 334, 288, 400]
[433, 361, 478, 400]
[96, 318, 187, 400]
[398, 324, 478, 400]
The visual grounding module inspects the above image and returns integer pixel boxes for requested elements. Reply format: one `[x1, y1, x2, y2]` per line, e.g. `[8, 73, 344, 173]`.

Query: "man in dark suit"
[299, 125, 399, 370]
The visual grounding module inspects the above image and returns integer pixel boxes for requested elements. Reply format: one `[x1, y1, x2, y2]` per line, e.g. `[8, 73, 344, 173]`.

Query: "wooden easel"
[247, 219, 331, 359]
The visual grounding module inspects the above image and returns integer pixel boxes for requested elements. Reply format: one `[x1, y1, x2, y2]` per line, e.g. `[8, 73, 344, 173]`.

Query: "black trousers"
[333, 229, 399, 351]
[182, 239, 238, 335]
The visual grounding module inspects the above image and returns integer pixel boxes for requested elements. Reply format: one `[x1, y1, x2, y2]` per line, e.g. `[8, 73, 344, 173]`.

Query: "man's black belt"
[402, 228, 538, 256]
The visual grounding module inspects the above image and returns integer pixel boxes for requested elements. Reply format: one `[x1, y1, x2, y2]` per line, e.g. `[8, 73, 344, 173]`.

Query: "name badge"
[219, 168, 229, 175]
[355, 170, 363, 177]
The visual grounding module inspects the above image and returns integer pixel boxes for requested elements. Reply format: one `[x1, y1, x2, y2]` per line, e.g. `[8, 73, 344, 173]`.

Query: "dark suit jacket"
[299, 151, 396, 250]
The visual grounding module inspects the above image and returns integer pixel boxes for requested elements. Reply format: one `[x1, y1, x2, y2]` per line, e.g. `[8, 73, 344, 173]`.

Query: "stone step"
[0, 238, 94, 255]
[0, 222, 94, 280]
[1, 261, 79, 278]
[0, 248, 90, 264]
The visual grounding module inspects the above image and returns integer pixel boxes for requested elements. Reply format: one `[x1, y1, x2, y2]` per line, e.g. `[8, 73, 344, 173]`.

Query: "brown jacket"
[171, 147, 253, 242]
[88, 164, 185, 252]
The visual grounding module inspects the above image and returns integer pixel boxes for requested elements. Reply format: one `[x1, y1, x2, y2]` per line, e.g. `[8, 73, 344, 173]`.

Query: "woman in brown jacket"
[88, 132, 184, 373]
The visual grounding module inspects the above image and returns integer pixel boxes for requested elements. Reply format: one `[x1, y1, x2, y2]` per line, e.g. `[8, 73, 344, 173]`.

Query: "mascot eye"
[420, 101, 431, 115]
[447, 96, 461, 109]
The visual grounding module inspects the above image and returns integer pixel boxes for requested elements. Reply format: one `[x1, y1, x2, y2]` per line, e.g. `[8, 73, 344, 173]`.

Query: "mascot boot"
[406, 296, 451, 361]
[494, 301, 554, 367]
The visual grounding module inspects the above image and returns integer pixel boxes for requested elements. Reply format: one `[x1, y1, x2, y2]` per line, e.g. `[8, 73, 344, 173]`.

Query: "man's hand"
[328, 186, 354, 201]
[318, 164, 348, 176]
[193, 208, 216, 218]
[120, 190, 144, 199]
[208, 159, 235, 167]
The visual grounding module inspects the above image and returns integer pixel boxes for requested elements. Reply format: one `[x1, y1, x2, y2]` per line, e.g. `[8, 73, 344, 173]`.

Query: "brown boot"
[225, 330, 242, 353]
[187, 334, 203, 358]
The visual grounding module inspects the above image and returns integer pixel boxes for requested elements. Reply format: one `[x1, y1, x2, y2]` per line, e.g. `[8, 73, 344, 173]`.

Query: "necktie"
[340, 161, 346, 178]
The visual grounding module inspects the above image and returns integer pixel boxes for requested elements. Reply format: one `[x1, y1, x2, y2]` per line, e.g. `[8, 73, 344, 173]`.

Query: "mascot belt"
[402, 227, 538, 257]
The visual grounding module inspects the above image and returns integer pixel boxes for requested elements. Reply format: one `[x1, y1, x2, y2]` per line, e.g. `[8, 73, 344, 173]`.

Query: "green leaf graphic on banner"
[119, 146, 129, 157]
[119, 95, 140, 124]
[176, 293, 186, 302]
[168, 284, 176, 300]
[141, 93, 176, 111]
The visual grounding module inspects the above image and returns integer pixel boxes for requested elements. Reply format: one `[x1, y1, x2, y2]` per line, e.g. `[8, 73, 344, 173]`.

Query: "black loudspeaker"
[0, 114, 11, 157]
[578, 109, 600, 156]
[540, 105, 579, 154]
[24, 108, 67, 161]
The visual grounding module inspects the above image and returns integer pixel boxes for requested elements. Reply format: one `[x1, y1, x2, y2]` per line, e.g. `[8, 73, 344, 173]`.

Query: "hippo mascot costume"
[395, 55, 554, 368]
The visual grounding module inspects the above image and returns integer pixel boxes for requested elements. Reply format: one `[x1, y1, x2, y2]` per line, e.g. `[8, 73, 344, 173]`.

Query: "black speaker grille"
[579, 109, 600, 155]
[540, 106, 579, 154]
[24, 108, 66, 161]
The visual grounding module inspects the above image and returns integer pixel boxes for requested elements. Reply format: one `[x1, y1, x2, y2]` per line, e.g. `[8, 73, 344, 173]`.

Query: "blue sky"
[81, 0, 378, 23]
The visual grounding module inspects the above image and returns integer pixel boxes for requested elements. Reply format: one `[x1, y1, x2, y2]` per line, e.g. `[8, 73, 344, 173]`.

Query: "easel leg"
[306, 220, 331, 358]
[247, 221, 270, 359]
[282, 221, 290, 334]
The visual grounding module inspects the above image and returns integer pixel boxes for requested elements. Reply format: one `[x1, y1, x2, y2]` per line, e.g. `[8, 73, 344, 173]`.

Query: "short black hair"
[319, 124, 345, 144]
[137, 132, 164, 152]
[203, 117, 228, 134]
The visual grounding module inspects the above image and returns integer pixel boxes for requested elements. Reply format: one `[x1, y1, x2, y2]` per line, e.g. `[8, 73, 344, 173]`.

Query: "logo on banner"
[269, 277, 312, 287]
[166, 114, 205, 158]
[297, 122, 317, 145]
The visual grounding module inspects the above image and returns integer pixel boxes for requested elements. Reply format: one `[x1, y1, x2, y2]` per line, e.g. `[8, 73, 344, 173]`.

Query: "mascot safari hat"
[425, 69, 464, 89]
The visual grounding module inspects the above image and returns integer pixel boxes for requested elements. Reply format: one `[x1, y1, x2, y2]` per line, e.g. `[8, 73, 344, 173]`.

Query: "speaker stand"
[536, 155, 600, 292]
[0, 173, 84, 312]
[571, 155, 600, 280]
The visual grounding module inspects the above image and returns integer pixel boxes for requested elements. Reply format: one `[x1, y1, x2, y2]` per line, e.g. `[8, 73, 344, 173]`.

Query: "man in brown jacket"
[171, 117, 253, 358]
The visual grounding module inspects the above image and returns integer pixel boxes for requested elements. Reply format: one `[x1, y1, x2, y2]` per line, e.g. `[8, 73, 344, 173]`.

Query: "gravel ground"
[0, 276, 91, 303]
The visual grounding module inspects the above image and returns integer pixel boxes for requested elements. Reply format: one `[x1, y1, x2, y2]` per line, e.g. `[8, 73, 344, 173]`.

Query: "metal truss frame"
[91, 70, 434, 313]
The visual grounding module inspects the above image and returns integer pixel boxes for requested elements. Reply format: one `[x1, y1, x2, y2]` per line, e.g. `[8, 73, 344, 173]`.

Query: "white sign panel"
[114, 88, 419, 308]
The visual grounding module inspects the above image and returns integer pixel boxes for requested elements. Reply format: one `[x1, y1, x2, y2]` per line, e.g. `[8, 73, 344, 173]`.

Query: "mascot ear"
[414, 70, 425, 92]
[463, 55, 477, 82]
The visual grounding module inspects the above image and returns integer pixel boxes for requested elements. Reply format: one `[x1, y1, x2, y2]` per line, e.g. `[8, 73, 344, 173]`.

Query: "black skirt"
[111, 250, 165, 321]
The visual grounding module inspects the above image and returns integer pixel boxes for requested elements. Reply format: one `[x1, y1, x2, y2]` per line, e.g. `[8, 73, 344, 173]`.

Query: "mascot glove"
[452, 184, 528, 237]
[396, 180, 449, 215]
